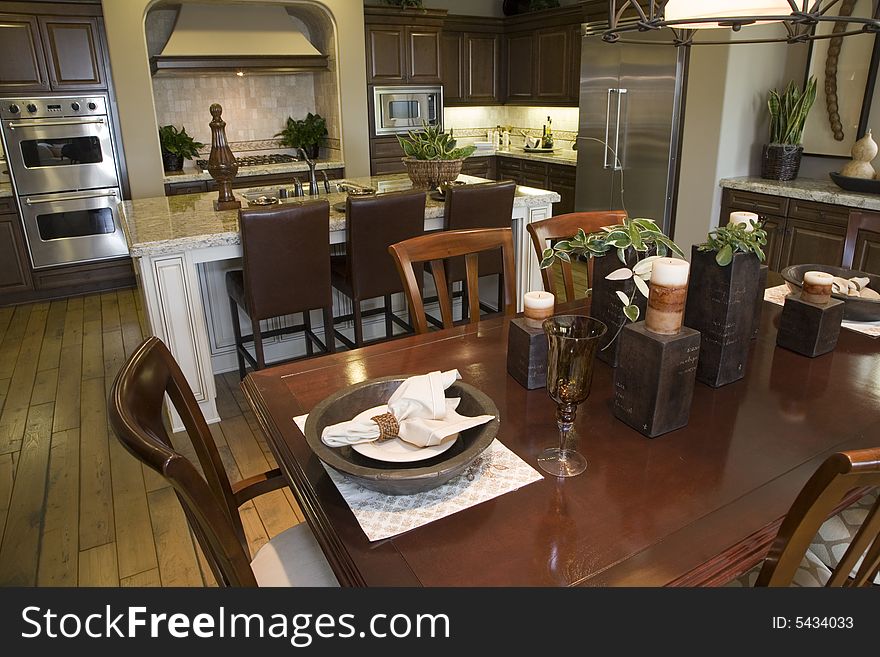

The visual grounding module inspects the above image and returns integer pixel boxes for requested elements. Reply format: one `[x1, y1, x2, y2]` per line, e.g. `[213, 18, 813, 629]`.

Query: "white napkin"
[320, 370, 495, 448]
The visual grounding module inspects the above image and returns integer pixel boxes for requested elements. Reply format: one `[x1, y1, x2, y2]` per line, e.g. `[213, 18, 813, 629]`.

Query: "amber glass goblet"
[538, 315, 607, 477]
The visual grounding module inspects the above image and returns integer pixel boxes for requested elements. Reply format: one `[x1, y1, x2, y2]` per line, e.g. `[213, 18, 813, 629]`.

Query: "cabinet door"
[464, 33, 501, 103]
[440, 32, 464, 103]
[406, 27, 441, 84]
[0, 214, 33, 295]
[497, 157, 523, 184]
[0, 13, 50, 93]
[535, 28, 570, 102]
[779, 218, 846, 270]
[39, 16, 106, 90]
[760, 215, 785, 272]
[568, 24, 582, 105]
[548, 165, 576, 215]
[505, 32, 534, 101]
[367, 26, 406, 83]
[850, 229, 880, 275]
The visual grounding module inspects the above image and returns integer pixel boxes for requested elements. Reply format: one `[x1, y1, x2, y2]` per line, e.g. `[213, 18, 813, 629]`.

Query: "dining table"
[241, 300, 880, 586]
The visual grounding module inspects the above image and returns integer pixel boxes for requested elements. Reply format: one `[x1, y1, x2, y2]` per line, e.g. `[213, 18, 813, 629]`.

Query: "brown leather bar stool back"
[442, 181, 516, 317]
[331, 189, 426, 347]
[227, 201, 334, 378]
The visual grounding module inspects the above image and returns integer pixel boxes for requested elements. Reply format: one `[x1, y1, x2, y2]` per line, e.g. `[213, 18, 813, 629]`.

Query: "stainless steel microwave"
[372, 85, 442, 135]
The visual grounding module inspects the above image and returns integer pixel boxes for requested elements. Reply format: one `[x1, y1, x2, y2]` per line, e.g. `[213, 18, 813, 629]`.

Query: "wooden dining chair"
[526, 211, 627, 302]
[734, 448, 880, 587]
[388, 227, 517, 334]
[108, 336, 338, 588]
[842, 210, 880, 274]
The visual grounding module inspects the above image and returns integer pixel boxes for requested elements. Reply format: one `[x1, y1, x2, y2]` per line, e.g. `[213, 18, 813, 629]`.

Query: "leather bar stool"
[227, 201, 334, 379]
[441, 180, 516, 321]
[330, 189, 426, 348]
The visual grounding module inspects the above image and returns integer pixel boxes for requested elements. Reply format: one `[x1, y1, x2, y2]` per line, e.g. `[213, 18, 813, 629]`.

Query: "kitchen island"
[120, 173, 559, 430]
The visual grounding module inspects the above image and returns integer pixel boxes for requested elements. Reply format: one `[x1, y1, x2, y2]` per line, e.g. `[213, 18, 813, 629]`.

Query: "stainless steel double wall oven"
[0, 95, 128, 269]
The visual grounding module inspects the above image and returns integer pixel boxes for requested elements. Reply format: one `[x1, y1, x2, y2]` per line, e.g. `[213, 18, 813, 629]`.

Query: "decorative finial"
[207, 103, 241, 211]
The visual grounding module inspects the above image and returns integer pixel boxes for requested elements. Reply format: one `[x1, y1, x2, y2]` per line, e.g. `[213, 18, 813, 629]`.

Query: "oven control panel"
[0, 96, 107, 120]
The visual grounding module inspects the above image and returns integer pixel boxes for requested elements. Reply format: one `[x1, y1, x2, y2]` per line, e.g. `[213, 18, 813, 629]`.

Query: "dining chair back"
[388, 227, 516, 334]
[526, 211, 627, 302]
[842, 210, 880, 274]
[756, 447, 880, 586]
[109, 337, 286, 587]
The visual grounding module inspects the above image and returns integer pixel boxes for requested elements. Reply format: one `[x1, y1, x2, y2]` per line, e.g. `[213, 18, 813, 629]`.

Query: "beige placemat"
[294, 414, 543, 542]
[764, 285, 880, 338]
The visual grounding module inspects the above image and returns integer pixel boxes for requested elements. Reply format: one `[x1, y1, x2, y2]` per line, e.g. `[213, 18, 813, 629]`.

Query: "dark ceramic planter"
[684, 247, 761, 388]
[162, 151, 183, 172]
[591, 247, 648, 367]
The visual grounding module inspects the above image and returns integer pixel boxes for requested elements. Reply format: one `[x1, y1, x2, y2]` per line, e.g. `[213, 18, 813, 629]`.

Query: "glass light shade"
[664, 0, 793, 29]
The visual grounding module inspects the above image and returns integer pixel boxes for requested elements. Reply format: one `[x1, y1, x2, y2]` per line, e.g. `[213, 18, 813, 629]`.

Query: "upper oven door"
[2, 115, 117, 195]
[373, 86, 442, 135]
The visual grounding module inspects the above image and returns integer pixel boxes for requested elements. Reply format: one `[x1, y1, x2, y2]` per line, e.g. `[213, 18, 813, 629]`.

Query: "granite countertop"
[474, 148, 578, 167]
[121, 173, 561, 258]
[163, 159, 345, 184]
[0, 183, 12, 199]
[719, 176, 880, 211]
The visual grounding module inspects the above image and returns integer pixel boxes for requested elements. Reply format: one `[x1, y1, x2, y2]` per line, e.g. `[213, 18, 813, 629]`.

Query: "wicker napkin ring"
[371, 412, 400, 442]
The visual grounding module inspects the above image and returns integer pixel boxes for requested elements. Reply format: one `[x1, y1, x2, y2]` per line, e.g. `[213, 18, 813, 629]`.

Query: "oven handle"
[8, 118, 105, 129]
[24, 190, 117, 205]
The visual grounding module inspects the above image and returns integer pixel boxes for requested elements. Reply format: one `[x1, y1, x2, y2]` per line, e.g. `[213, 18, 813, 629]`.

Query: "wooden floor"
[0, 289, 305, 587]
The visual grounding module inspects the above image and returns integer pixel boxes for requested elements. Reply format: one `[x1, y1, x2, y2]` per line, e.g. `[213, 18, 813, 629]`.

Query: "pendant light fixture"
[599, 1, 880, 46]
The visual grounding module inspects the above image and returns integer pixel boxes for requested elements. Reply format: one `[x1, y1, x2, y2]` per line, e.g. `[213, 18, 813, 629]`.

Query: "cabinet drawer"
[725, 189, 788, 216]
[0, 198, 17, 214]
[788, 198, 850, 226]
[521, 160, 547, 176]
[165, 181, 208, 196]
[496, 156, 522, 171]
[372, 137, 405, 159]
[371, 157, 407, 175]
[548, 163, 576, 181]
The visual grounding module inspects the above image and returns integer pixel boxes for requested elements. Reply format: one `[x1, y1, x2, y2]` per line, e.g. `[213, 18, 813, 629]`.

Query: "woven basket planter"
[402, 157, 464, 190]
[761, 144, 803, 181]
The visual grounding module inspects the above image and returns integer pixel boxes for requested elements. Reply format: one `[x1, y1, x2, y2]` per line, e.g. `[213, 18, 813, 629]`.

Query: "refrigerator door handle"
[613, 89, 627, 171]
[603, 88, 614, 169]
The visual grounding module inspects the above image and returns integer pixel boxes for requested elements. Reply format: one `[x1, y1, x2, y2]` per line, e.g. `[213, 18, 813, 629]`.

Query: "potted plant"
[540, 216, 684, 365]
[158, 125, 205, 172]
[684, 223, 768, 387]
[275, 112, 327, 159]
[397, 125, 476, 189]
[761, 77, 817, 181]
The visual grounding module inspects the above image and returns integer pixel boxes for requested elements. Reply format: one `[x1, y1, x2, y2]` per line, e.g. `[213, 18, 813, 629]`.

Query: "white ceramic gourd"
[840, 129, 876, 180]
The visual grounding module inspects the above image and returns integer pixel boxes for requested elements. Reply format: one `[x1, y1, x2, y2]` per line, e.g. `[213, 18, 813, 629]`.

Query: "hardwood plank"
[253, 489, 299, 539]
[79, 377, 114, 550]
[83, 294, 102, 324]
[30, 368, 58, 406]
[37, 428, 80, 586]
[0, 402, 54, 585]
[109, 435, 158, 578]
[102, 330, 125, 397]
[217, 413, 271, 478]
[52, 343, 82, 433]
[81, 319, 104, 380]
[61, 296, 83, 348]
[0, 306, 14, 346]
[0, 304, 32, 380]
[142, 463, 169, 493]
[100, 292, 120, 333]
[0, 306, 48, 453]
[117, 289, 144, 358]
[214, 374, 242, 420]
[120, 568, 161, 587]
[194, 540, 218, 587]
[283, 488, 306, 523]
[147, 486, 203, 587]
[221, 371, 250, 414]
[0, 453, 13, 548]
[37, 300, 67, 372]
[239, 500, 270, 559]
[78, 543, 118, 586]
[0, 378, 10, 416]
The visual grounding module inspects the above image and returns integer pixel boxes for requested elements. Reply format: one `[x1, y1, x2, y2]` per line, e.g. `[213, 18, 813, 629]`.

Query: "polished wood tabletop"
[242, 302, 880, 586]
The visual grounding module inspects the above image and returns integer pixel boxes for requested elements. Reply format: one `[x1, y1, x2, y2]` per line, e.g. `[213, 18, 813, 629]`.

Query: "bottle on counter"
[540, 124, 547, 149]
[502, 128, 510, 151]
[543, 116, 554, 149]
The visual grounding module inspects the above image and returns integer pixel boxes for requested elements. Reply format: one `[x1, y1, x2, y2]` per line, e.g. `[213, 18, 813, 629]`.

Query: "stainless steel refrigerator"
[575, 29, 689, 234]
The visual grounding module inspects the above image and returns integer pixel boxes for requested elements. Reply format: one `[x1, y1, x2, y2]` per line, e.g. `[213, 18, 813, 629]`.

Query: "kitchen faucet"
[298, 147, 319, 195]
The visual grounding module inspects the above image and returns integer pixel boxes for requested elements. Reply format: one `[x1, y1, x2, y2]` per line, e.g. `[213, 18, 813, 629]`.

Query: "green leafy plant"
[698, 222, 768, 266]
[275, 112, 328, 150]
[397, 124, 476, 160]
[540, 217, 684, 324]
[767, 77, 817, 145]
[158, 125, 204, 159]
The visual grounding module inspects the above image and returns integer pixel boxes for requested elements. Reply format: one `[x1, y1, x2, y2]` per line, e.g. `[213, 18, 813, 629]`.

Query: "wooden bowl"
[780, 264, 880, 322]
[303, 376, 500, 495]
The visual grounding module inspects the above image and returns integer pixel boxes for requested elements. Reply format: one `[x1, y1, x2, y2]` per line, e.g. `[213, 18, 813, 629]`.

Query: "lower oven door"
[19, 187, 129, 269]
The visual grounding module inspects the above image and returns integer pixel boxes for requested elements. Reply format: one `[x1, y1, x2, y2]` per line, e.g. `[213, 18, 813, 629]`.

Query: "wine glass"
[538, 315, 607, 478]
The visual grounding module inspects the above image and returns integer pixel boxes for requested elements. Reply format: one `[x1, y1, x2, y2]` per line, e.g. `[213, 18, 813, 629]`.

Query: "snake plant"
[397, 124, 476, 160]
[767, 77, 817, 145]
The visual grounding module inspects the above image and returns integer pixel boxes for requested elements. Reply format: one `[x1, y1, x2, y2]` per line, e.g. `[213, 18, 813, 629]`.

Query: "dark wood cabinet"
[0, 13, 50, 93]
[407, 28, 441, 84]
[760, 215, 785, 272]
[495, 156, 576, 213]
[0, 200, 33, 297]
[442, 29, 502, 106]
[38, 15, 106, 90]
[369, 136, 406, 176]
[505, 32, 534, 101]
[460, 156, 496, 180]
[548, 164, 576, 215]
[535, 27, 571, 102]
[779, 219, 847, 270]
[365, 8, 444, 85]
[440, 32, 463, 102]
[850, 225, 880, 275]
[367, 26, 406, 83]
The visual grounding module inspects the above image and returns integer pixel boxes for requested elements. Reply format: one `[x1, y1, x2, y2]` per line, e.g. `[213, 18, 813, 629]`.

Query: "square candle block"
[776, 294, 844, 358]
[507, 317, 547, 389]
[613, 322, 701, 438]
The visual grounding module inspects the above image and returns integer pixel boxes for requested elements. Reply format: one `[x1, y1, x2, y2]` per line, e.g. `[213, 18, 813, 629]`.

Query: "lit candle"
[729, 211, 758, 232]
[801, 271, 833, 305]
[645, 258, 690, 335]
[523, 291, 555, 320]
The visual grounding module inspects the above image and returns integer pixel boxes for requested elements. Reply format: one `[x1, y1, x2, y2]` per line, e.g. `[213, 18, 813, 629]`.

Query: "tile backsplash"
[444, 106, 580, 148]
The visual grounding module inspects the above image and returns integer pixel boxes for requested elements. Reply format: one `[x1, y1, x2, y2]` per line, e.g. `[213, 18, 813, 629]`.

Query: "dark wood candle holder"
[591, 248, 647, 367]
[507, 317, 548, 389]
[751, 264, 768, 340]
[207, 103, 241, 211]
[776, 293, 844, 358]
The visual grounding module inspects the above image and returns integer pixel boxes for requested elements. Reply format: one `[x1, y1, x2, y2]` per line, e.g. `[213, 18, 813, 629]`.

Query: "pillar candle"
[801, 271, 834, 305]
[523, 291, 555, 320]
[645, 258, 690, 335]
[729, 211, 759, 232]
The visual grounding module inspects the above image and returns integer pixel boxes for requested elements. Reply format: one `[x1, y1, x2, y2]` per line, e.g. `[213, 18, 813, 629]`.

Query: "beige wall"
[102, 0, 369, 199]
[674, 27, 808, 254]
